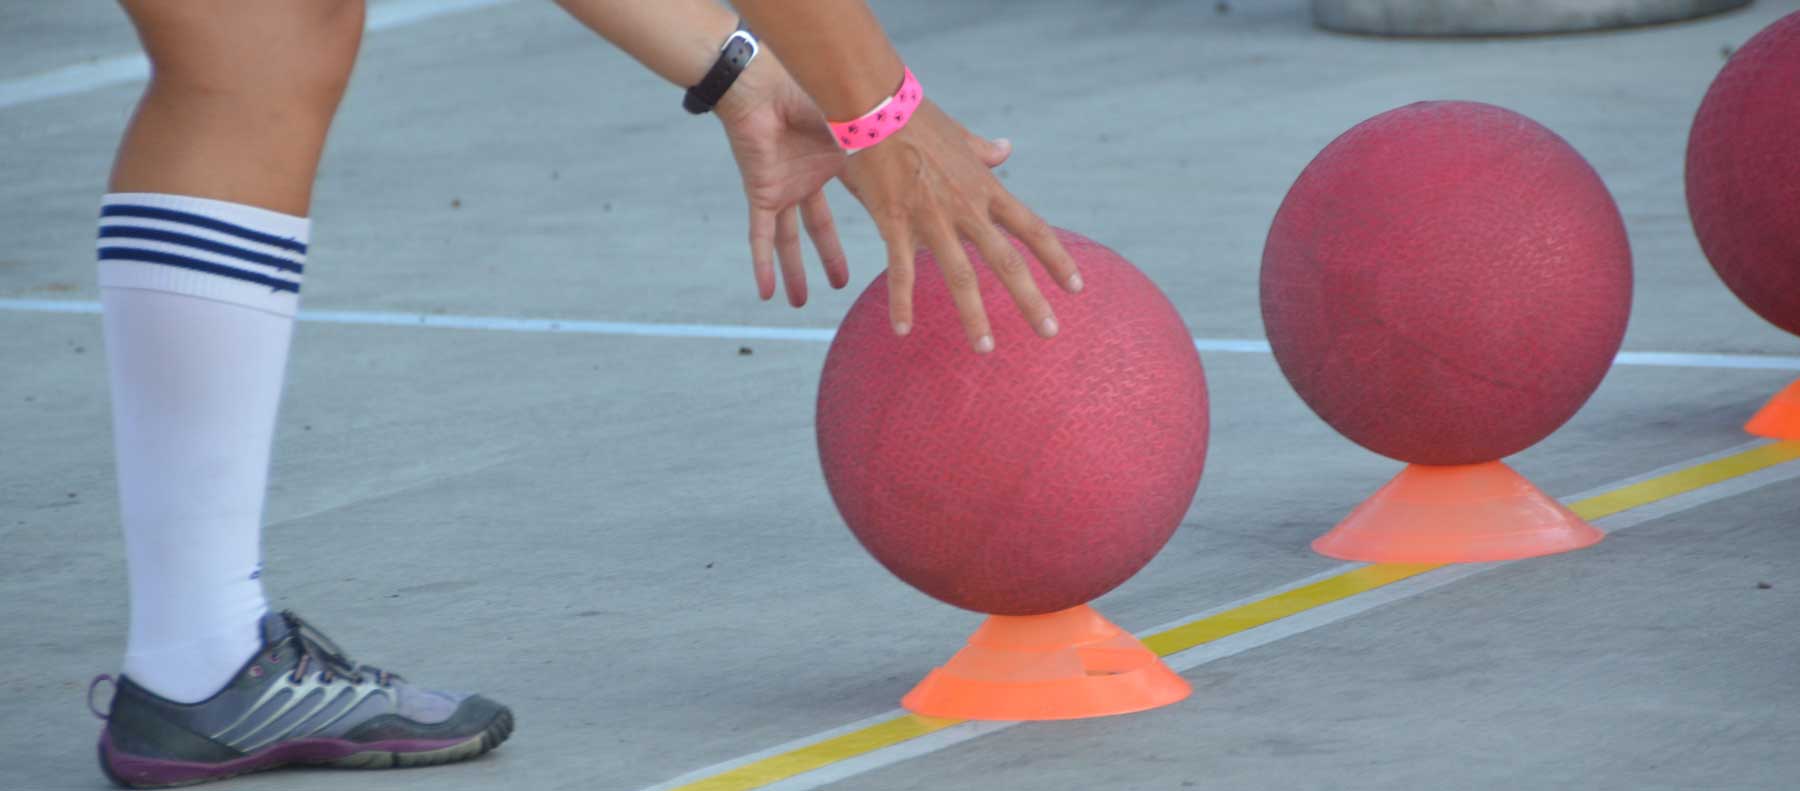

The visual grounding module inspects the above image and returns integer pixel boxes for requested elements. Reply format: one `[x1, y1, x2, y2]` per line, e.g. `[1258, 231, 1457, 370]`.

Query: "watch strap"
[684, 22, 758, 115]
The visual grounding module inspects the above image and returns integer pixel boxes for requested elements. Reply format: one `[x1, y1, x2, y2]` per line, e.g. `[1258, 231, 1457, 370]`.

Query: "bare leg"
[112, 0, 364, 213]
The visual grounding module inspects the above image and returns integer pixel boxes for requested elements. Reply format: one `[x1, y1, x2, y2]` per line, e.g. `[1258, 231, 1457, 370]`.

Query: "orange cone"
[901, 605, 1189, 721]
[1311, 461, 1602, 563]
[1746, 378, 1800, 441]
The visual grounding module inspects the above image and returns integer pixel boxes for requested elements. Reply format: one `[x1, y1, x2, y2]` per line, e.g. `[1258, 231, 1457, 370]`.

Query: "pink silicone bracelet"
[829, 68, 923, 154]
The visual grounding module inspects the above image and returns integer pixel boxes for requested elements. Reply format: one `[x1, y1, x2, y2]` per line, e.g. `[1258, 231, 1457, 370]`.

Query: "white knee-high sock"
[99, 192, 307, 703]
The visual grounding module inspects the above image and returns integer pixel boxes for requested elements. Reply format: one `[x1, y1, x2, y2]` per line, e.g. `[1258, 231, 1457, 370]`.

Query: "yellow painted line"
[671, 714, 960, 791]
[1146, 442, 1800, 659]
[1569, 441, 1800, 521]
[1140, 562, 1439, 656]
[665, 441, 1800, 791]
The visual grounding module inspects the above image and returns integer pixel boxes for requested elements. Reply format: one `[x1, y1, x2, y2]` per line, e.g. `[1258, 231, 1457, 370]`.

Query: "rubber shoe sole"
[99, 707, 513, 788]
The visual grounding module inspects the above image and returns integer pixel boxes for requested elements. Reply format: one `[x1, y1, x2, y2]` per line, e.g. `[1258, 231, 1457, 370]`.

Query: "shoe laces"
[278, 611, 393, 687]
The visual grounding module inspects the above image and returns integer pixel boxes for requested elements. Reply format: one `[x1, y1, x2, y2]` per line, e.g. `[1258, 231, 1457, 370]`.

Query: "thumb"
[970, 134, 1012, 168]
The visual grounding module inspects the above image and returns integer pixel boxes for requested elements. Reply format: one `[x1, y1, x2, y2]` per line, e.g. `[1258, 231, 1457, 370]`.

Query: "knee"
[126, 0, 364, 111]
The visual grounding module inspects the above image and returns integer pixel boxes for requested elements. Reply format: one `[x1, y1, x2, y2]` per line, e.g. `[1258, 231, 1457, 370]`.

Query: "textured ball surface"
[817, 230, 1208, 616]
[1261, 101, 1632, 466]
[1686, 11, 1800, 338]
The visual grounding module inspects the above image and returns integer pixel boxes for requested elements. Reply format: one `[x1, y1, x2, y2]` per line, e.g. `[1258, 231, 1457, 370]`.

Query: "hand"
[716, 55, 850, 307]
[839, 100, 1080, 353]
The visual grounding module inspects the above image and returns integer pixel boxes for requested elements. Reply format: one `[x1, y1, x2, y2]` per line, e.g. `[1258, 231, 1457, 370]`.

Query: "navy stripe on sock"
[98, 226, 305, 275]
[100, 204, 307, 254]
[99, 247, 301, 293]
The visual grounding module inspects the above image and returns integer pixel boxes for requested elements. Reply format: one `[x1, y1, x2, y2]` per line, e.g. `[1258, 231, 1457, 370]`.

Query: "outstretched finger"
[882, 223, 916, 337]
[993, 196, 1081, 293]
[924, 216, 995, 354]
[801, 191, 849, 290]
[776, 206, 807, 307]
[748, 208, 777, 301]
[964, 214, 1056, 339]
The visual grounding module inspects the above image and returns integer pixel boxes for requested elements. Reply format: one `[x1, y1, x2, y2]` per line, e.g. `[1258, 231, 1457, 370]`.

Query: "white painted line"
[1132, 561, 1366, 638]
[0, 55, 149, 110]
[755, 721, 1020, 791]
[364, 0, 516, 32]
[300, 309, 838, 342]
[1159, 461, 1795, 674]
[714, 562, 1361, 791]
[0, 299, 100, 315]
[1579, 454, 1800, 533]
[1615, 350, 1800, 372]
[1557, 438, 1772, 502]
[1193, 338, 1273, 354]
[635, 711, 926, 791]
[0, 0, 516, 110]
[695, 451, 1800, 791]
[1157, 560, 1499, 673]
[5, 298, 1799, 371]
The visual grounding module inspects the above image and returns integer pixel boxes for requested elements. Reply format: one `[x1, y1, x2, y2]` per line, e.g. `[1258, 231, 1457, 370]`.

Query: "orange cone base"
[1312, 461, 1603, 564]
[901, 605, 1190, 721]
[1746, 379, 1800, 441]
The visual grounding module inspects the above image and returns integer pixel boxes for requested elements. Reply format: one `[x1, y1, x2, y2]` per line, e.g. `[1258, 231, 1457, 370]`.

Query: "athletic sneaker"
[94, 610, 513, 788]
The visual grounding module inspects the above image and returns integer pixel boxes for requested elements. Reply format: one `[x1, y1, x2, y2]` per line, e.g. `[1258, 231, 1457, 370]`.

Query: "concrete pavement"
[3, 1, 1797, 789]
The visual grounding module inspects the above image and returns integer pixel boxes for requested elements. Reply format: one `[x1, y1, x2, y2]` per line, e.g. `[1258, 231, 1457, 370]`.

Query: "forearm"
[730, 1, 904, 120]
[555, 0, 739, 88]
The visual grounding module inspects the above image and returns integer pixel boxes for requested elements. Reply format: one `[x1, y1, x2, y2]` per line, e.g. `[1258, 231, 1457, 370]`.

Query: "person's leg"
[105, 0, 362, 705]
[97, 4, 512, 786]
[111, 0, 358, 214]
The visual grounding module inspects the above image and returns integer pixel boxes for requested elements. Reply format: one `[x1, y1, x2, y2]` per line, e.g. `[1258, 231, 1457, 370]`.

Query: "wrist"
[683, 21, 760, 115]
[829, 67, 922, 153]
[672, 11, 741, 87]
[735, 0, 906, 120]
[813, 60, 906, 122]
[713, 52, 772, 124]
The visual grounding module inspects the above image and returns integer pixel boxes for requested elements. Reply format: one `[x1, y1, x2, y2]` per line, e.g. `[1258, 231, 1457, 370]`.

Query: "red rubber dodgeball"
[1261, 101, 1632, 465]
[816, 229, 1208, 616]
[1686, 11, 1800, 337]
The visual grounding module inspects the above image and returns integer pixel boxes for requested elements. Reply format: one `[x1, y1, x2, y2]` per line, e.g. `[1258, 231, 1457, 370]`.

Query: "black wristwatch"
[683, 22, 759, 115]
